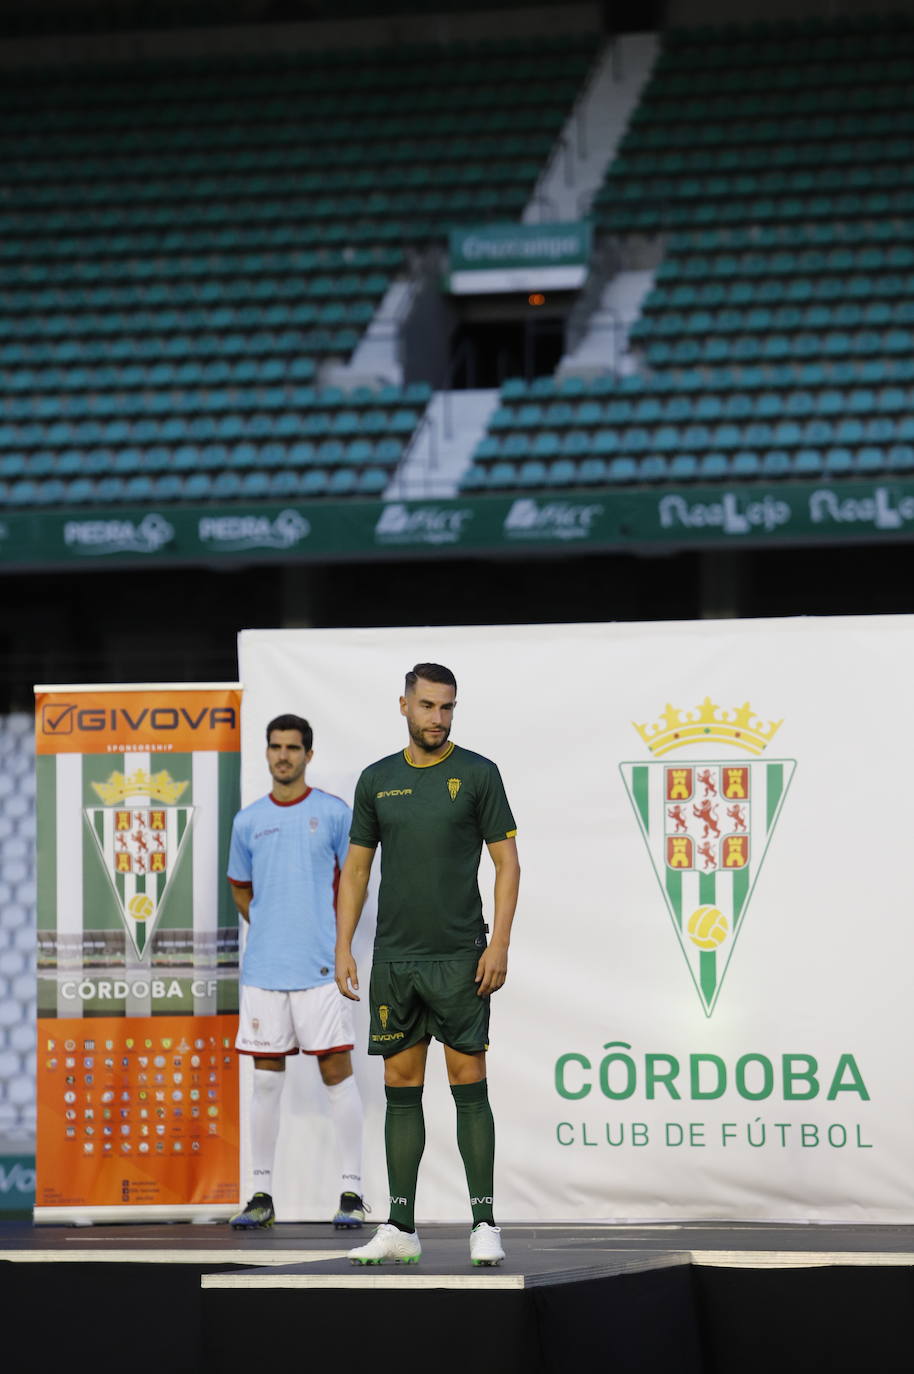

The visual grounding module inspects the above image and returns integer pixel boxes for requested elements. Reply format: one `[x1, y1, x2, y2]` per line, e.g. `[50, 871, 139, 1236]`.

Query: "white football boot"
[470, 1222, 505, 1266]
[348, 1222, 421, 1265]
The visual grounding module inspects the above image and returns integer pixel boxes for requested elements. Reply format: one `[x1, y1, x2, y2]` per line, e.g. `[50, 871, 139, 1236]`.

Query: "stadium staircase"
[522, 32, 658, 225]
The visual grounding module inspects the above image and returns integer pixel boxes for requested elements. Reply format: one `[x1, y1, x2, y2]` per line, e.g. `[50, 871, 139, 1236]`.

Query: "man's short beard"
[408, 720, 450, 753]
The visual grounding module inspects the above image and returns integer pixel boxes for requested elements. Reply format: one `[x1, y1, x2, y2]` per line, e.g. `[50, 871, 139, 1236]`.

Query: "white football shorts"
[236, 982, 355, 1057]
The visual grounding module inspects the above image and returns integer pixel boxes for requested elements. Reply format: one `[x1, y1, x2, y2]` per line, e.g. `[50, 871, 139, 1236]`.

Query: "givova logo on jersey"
[620, 697, 795, 1017]
[85, 767, 194, 959]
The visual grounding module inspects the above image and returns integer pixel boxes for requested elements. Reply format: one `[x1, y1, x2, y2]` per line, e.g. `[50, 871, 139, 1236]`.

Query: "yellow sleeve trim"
[506, 829, 517, 838]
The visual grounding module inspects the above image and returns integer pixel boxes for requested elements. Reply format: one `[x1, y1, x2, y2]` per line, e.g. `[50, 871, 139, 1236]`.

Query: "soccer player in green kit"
[335, 663, 520, 1266]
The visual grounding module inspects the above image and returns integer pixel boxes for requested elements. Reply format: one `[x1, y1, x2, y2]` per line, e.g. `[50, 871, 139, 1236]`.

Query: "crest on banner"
[84, 768, 194, 958]
[620, 698, 795, 1016]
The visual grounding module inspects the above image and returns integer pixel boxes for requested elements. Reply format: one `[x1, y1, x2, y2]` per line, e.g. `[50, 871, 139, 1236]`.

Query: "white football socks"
[325, 1073, 364, 1197]
[250, 1066, 285, 1197]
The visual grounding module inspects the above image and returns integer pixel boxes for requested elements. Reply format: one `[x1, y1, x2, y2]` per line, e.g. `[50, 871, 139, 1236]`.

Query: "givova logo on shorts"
[619, 697, 795, 1017]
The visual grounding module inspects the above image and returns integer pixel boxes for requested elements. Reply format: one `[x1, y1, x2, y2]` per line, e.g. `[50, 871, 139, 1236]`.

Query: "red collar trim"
[269, 786, 312, 808]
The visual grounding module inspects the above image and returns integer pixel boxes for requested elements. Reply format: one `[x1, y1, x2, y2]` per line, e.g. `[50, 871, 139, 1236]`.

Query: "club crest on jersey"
[620, 697, 795, 1017]
[84, 768, 194, 960]
[447, 777, 461, 801]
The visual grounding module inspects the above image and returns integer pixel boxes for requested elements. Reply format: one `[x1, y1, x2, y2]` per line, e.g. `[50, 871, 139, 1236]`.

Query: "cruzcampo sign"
[448, 221, 592, 294]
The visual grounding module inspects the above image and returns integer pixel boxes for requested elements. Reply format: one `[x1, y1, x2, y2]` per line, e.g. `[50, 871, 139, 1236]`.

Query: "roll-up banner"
[238, 620, 909, 1224]
[33, 684, 242, 1222]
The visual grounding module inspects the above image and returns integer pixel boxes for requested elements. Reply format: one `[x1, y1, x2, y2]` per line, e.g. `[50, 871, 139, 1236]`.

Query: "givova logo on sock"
[620, 697, 795, 1017]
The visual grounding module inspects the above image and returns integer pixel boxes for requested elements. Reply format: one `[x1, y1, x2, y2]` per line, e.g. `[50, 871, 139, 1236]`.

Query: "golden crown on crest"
[91, 769, 189, 805]
[632, 698, 783, 757]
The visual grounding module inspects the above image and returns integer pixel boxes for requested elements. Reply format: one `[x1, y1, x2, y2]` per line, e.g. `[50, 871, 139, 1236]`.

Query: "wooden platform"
[4, 1220, 914, 1373]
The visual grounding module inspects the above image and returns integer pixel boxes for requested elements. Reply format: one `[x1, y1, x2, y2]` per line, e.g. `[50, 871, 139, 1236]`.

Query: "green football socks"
[451, 1078, 496, 1226]
[384, 1084, 425, 1231]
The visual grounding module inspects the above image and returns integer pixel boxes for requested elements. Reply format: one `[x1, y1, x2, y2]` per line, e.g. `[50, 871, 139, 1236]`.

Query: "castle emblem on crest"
[447, 778, 461, 801]
[620, 698, 795, 1016]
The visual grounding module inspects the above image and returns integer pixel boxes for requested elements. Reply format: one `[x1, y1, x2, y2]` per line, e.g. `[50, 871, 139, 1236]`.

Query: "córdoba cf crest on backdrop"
[619, 698, 795, 1017]
[84, 768, 194, 959]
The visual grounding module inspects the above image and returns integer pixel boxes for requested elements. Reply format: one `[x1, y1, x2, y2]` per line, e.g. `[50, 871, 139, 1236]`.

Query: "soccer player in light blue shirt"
[227, 713, 365, 1230]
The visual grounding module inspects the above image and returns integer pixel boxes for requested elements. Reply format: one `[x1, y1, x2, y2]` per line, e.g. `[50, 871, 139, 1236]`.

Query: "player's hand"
[474, 944, 507, 997]
[335, 950, 360, 1002]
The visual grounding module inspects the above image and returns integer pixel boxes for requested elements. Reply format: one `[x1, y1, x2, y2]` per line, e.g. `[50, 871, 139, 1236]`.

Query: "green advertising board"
[0, 480, 913, 571]
[448, 221, 592, 293]
[0, 1154, 34, 1215]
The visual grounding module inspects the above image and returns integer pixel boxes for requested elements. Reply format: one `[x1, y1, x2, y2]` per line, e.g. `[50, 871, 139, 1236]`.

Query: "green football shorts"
[367, 958, 490, 1057]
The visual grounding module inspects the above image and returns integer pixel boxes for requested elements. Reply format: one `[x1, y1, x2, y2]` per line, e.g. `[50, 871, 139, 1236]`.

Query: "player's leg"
[293, 984, 365, 1227]
[349, 965, 426, 1264]
[434, 962, 505, 1266]
[445, 1046, 499, 1222]
[317, 1050, 367, 1227]
[244, 1056, 285, 1223]
[232, 986, 297, 1227]
[382, 1039, 429, 1232]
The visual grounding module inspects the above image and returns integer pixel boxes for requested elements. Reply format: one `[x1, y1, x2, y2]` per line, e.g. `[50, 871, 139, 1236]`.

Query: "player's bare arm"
[335, 842, 377, 1001]
[475, 836, 520, 996]
[230, 883, 252, 924]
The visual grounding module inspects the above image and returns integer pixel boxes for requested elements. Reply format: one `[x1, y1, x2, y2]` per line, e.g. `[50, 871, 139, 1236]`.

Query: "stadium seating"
[595, 16, 914, 234]
[0, 383, 433, 504]
[9, 15, 914, 503]
[464, 14, 914, 494]
[462, 355, 914, 492]
[0, 35, 597, 507]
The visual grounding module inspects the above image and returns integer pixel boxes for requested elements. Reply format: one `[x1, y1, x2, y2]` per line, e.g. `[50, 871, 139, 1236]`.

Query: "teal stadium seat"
[545, 459, 577, 487]
[300, 469, 329, 496]
[822, 448, 851, 474]
[760, 450, 791, 477]
[356, 468, 389, 495]
[327, 469, 357, 495]
[607, 457, 638, 483]
[518, 461, 549, 487]
[460, 465, 487, 492]
[577, 458, 608, 484]
[487, 461, 520, 489]
[181, 472, 212, 500]
[855, 446, 887, 473]
[639, 456, 669, 482]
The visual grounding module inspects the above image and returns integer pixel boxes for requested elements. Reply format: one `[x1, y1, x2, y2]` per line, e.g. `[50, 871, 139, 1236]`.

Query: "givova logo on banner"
[85, 768, 194, 958]
[620, 698, 795, 1016]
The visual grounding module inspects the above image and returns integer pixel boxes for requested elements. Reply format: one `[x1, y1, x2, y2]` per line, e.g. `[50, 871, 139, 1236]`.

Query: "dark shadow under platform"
[4, 1220, 914, 1373]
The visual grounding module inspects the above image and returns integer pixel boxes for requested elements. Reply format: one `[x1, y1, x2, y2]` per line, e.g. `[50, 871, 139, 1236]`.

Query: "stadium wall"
[0, 2, 601, 67]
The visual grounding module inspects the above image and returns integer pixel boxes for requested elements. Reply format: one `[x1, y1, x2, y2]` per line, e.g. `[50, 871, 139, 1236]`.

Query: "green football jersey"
[349, 741, 516, 962]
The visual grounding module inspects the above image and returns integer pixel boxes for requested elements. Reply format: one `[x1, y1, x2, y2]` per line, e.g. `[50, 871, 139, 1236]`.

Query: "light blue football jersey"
[228, 787, 351, 990]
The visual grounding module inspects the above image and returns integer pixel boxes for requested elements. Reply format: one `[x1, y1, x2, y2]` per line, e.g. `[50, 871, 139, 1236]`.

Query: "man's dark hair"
[266, 713, 313, 751]
[405, 663, 457, 694]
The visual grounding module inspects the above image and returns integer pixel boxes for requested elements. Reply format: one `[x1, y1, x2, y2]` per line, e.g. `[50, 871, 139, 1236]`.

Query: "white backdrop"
[237, 618, 914, 1223]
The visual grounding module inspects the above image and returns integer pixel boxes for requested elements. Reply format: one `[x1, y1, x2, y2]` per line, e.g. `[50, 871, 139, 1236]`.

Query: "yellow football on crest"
[687, 905, 729, 950]
[127, 893, 154, 922]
